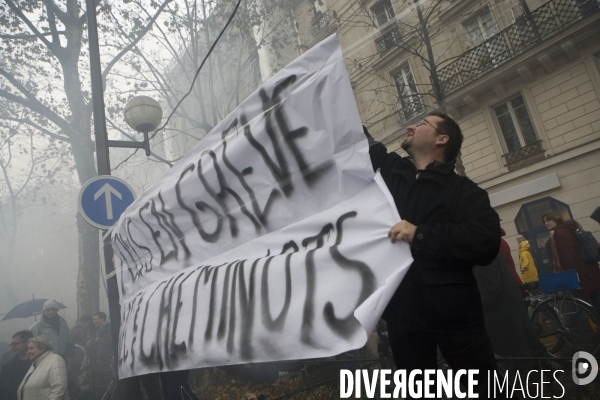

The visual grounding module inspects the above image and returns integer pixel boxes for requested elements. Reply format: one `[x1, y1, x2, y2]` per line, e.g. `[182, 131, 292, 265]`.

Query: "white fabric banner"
[112, 35, 412, 378]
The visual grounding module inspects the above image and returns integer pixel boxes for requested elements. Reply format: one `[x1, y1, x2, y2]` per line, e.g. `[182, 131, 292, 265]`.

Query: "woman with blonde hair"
[17, 335, 67, 400]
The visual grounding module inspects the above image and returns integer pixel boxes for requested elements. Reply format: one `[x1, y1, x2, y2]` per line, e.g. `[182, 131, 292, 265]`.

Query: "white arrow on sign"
[94, 183, 122, 220]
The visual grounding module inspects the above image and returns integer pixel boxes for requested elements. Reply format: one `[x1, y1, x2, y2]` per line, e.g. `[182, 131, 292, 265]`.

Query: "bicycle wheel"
[530, 297, 600, 357]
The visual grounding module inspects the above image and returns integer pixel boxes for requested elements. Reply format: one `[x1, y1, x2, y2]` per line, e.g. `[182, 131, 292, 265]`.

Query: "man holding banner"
[366, 112, 502, 397]
[112, 35, 503, 397]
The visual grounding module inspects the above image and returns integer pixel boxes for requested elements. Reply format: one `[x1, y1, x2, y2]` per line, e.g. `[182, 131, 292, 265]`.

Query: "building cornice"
[438, 0, 482, 23]
[480, 139, 600, 192]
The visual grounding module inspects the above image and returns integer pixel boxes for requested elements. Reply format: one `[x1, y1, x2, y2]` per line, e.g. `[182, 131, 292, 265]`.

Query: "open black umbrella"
[1, 299, 66, 321]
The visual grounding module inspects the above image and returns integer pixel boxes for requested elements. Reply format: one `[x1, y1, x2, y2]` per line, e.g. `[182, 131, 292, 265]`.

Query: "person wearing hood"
[542, 211, 600, 308]
[517, 234, 539, 283]
[29, 300, 74, 362]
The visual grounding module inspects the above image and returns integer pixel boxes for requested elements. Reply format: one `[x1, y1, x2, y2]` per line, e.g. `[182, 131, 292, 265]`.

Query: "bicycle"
[523, 270, 600, 358]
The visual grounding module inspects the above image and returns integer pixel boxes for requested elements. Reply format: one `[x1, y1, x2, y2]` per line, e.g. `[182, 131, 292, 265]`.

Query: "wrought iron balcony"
[438, 0, 600, 95]
[310, 11, 331, 37]
[375, 26, 402, 54]
[398, 97, 424, 124]
[503, 140, 545, 171]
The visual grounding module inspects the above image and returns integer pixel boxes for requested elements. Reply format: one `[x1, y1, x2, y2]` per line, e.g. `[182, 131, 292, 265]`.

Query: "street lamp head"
[124, 96, 163, 133]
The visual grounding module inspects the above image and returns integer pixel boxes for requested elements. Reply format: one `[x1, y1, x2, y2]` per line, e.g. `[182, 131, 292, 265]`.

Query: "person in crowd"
[76, 315, 95, 342]
[473, 252, 547, 372]
[545, 230, 555, 271]
[517, 234, 539, 283]
[0, 331, 34, 400]
[17, 335, 67, 400]
[365, 112, 502, 398]
[29, 299, 74, 362]
[0, 342, 9, 365]
[88, 312, 113, 400]
[499, 228, 523, 285]
[0, 342, 13, 367]
[68, 326, 90, 400]
[543, 211, 600, 308]
[117, 373, 164, 400]
[537, 237, 554, 275]
[592, 206, 600, 257]
[160, 370, 199, 400]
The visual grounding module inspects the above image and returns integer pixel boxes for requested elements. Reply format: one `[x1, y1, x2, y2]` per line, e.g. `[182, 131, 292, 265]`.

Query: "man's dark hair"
[71, 326, 86, 344]
[13, 330, 34, 342]
[78, 314, 92, 323]
[428, 111, 463, 162]
[94, 311, 107, 321]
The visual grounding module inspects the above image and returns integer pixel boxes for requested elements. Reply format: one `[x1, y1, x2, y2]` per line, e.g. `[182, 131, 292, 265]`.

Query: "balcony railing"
[310, 11, 331, 37]
[375, 26, 402, 54]
[438, 0, 600, 95]
[503, 140, 545, 171]
[398, 97, 425, 124]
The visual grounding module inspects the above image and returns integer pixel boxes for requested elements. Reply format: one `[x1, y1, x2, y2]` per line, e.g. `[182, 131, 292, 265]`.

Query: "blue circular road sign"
[78, 176, 136, 230]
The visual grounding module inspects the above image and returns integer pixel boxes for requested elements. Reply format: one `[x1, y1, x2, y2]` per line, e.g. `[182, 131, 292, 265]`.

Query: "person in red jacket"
[542, 210, 600, 308]
[499, 228, 523, 285]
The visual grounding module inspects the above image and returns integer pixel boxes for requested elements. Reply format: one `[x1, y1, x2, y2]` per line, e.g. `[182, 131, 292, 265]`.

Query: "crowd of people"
[507, 210, 600, 310]
[0, 300, 199, 399]
[542, 210, 600, 308]
[0, 301, 121, 400]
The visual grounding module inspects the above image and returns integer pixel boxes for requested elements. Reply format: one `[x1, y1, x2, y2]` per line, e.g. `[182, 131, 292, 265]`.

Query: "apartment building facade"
[290, 0, 600, 269]
[160, 0, 599, 269]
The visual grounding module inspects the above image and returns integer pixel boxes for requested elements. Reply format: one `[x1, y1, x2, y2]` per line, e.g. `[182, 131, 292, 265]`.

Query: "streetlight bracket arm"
[107, 138, 151, 156]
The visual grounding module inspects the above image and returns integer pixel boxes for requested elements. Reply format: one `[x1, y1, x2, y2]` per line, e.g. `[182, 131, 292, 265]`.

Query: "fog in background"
[0, 185, 107, 343]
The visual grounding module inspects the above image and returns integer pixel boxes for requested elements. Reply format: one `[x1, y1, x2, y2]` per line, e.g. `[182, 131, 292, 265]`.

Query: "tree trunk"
[70, 129, 101, 317]
[414, 0, 467, 177]
[0, 258, 19, 307]
[76, 205, 101, 316]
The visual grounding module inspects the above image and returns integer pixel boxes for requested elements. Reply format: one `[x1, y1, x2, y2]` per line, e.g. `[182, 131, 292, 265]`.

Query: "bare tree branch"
[0, 117, 71, 143]
[42, 0, 62, 46]
[0, 89, 73, 137]
[101, 0, 173, 82]
[5, 0, 56, 50]
[0, 31, 66, 40]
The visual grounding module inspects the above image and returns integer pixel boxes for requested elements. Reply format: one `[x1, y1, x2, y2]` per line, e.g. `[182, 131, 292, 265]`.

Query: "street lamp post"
[84, 0, 162, 391]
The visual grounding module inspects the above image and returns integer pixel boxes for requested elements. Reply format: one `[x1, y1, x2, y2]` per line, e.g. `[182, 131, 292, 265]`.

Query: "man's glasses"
[416, 118, 445, 136]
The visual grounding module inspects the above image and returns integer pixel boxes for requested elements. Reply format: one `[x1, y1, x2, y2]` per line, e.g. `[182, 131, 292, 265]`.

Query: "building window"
[463, 6, 508, 69]
[372, 0, 395, 28]
[376, 26, 402, 54]
[494, 94, 537, 152]
[393, 62, 423, 123]
[309, 1, 330, 37]
[493, 94, 544, 170]
[464, 6, 500, 46]
[575, 0, 600, 17]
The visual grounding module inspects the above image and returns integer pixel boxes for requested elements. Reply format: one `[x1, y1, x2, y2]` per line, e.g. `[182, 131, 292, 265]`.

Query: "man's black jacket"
[0, 355, 32, 400]
[367, 132, 501, 331]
